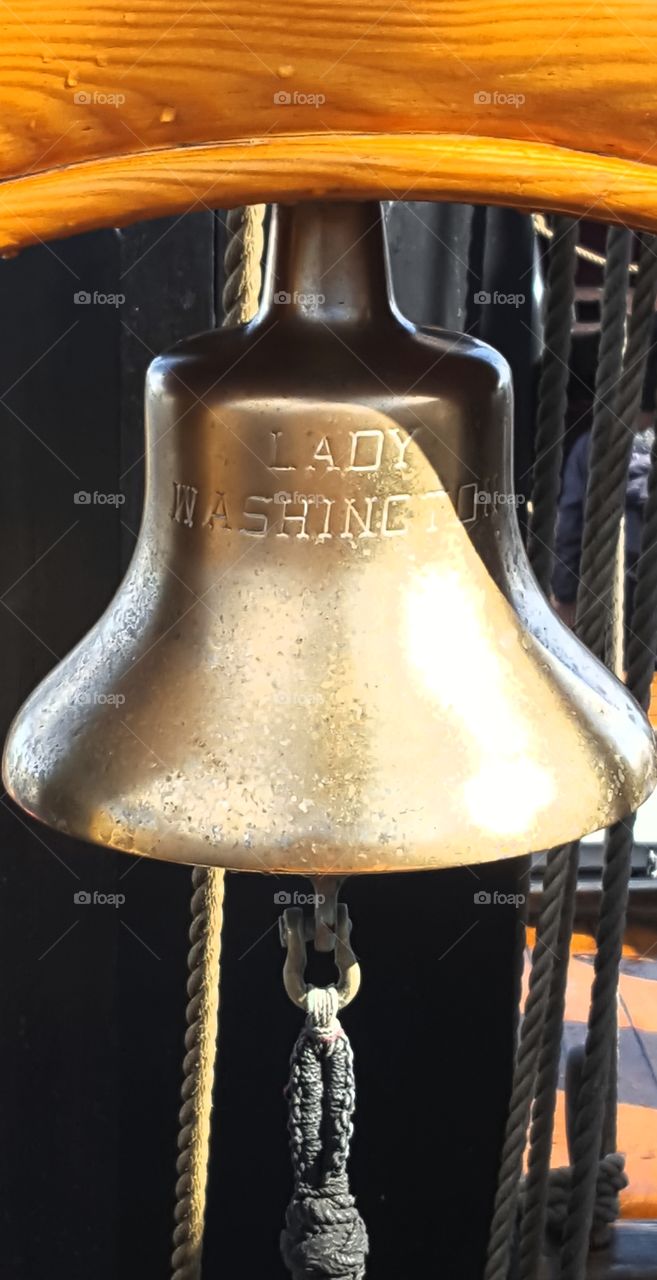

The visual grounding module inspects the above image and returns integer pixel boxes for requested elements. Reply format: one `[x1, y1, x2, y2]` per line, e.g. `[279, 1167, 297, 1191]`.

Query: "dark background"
[0, 204, 540, 1279]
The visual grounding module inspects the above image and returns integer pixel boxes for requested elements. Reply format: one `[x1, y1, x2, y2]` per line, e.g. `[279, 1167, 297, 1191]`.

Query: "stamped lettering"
[172, 482, 198, 528]
[169, 427, 458, 542]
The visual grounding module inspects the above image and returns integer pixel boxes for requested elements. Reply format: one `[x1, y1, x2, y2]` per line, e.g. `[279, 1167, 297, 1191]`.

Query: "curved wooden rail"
[0, 0, 656, 246]
[4, 134, 657, 252]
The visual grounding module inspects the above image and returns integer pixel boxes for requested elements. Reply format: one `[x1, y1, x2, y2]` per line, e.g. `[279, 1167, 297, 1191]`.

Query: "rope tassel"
[281, 989, 368, 1280]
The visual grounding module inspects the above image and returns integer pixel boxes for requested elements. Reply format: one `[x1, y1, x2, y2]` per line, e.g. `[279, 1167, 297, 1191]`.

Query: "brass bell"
[4, 201, 655, 874]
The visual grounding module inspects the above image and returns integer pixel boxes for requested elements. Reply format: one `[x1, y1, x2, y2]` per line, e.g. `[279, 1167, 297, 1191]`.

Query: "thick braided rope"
[483, 842, 573, 1280]
[558, 433, 657, 1280]
[517, 844, 579, 1280]
[518, 1154, 628, 1254]
[171, 868, 226, 1280]
[528, 217, 579, 592]
[222, 206, 266, 326]
[281, 988, 368, 1280]
[170, 205, 266, 1280]
[575, 228, 644, 655]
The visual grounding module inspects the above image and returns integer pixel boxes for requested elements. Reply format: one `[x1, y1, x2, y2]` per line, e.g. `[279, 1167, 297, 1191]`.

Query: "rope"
[528, 217, 579, 591]
[516, 844, 579, 1280]
[222, 206, 266, 326]
[483, 841, 573, 1280]
[484, 217, 584, 1280]
[170, 204, 266, 1280]
[281, 987, 368, 1280]
[532, 213, 639, 276]
[571, 222, 632, 650]
[559, 428, 657, 1280]
[519, 1154, 628, 1251]
[571, 232, 655, 660]
[171, 868, 226, 1280]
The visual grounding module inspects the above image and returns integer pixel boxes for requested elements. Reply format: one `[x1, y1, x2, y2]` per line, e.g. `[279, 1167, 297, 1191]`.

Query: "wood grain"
[0, 0, 656, 244]
[4, 134, 657, 253]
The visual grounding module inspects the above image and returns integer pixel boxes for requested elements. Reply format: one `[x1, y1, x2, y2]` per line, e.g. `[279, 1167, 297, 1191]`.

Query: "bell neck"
[256, 201, 396, 328]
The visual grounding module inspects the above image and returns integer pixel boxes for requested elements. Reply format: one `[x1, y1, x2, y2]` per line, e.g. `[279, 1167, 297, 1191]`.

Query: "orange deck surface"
[524, 926, 657, 1219]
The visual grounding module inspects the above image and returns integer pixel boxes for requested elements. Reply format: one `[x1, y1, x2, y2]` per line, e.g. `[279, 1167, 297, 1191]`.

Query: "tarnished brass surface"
[4, 202, 656, 873]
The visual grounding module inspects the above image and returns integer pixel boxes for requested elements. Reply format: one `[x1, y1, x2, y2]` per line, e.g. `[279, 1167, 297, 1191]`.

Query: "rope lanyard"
[280, 894, 367, 1280]
[169, 203, 266, 1280]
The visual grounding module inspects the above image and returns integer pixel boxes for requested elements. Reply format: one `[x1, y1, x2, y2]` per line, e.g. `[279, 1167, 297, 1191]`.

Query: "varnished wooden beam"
[3, 134, 657, 253]
[0, 0, 656, 245]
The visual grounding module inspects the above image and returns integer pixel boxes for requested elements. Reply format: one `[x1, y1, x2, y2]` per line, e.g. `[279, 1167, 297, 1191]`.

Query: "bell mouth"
[3, 641, 655, 876]
[3, 779, 656, 877]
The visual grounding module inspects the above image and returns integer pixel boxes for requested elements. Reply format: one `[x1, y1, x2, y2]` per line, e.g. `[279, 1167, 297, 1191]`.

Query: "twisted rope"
[222, 206, 266, 326]
[483, 842, 573, 1280]
[281, 988, 368, 1280]
[532, 213, 639, 275]
[519, 1154, 628, 1252]
[575, 231, 657, 655]
[559, 429, 657, 1280]
[528, 217, 579, 592]
[170, 204, 266, 1280]
[485, 215, 585, 1280]
[516, 845, 579, 1280]
[171, 868, 226, 1280]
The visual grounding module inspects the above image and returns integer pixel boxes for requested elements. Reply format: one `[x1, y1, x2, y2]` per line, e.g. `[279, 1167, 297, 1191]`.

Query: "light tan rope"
[170, 204, 266, 1280]
[222, 205, 266, 325]
[171, 869, 226, 1280]
[532, 212, 639, 275]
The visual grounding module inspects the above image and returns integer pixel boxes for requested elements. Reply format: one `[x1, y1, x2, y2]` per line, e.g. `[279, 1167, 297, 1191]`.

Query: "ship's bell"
[4, 202, 656, 874]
